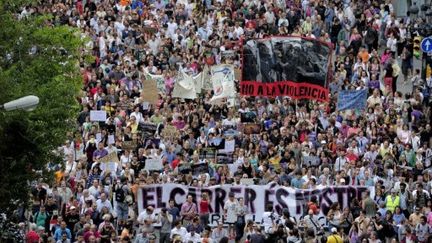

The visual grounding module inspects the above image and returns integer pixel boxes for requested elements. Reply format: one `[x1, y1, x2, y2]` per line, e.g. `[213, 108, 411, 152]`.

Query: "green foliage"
[0, 2, 85, 214]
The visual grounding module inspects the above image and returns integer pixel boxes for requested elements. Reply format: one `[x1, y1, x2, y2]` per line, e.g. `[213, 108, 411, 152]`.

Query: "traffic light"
[414, 36, 422, 58]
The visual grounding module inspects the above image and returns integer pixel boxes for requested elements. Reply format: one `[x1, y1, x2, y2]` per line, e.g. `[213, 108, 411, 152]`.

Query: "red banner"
[241, 81, 329, 102]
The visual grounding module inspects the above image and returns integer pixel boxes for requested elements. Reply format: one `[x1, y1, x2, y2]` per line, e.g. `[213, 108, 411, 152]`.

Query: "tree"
[0, 0, 86, 222]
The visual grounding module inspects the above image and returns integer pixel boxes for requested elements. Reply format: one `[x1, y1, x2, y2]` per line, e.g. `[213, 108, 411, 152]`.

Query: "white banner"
[172, 71, 197, 99]
[193, 72, 203, 94]
[137, 184, 375, 226]
[210, 65, 236, 103]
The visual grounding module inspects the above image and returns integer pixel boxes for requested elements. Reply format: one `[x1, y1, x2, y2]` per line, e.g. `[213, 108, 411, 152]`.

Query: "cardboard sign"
[122, 141, 137, 150]
[191, 162, 209, 176]
[90, 110, 107, 122]
[235, 68, 241, 81]
[161, 125, 180, 140]
[99, 152, 121, 173]
[141, 80, 159, 104]
[143, 27, 157, 33]
[243, 123, 260, 135]
[145, 158, 163, 171]
[100, 162, 118, 173]
[99, 152, 120, 164]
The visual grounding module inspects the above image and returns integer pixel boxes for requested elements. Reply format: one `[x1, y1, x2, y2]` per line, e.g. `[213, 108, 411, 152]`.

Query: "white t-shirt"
[224, 199, 239, 223]
[170, 226, 188, 240]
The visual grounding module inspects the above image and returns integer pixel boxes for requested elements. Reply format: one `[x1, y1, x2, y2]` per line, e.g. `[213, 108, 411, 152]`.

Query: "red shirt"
[171, 159, 181, 169]
[26, 231, 40, 243]
[199, 200, 210, 214]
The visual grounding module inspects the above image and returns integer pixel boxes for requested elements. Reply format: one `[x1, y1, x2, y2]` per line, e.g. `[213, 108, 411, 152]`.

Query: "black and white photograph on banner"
[241, 36, 332, 100]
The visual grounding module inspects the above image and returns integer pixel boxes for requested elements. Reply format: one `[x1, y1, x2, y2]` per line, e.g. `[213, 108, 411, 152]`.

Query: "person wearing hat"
[326, 227, 342, 243]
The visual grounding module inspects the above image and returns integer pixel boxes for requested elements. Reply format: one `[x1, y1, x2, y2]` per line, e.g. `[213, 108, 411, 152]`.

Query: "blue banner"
[337, 89, 368, 111]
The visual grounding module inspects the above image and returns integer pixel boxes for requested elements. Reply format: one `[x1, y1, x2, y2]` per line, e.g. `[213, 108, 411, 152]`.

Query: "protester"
[13, 0, 432, 242]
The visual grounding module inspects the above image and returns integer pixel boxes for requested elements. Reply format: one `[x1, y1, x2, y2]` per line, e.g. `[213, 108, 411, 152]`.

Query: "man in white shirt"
[261, 204, 279, 233]
[96, 193, 113, 213]
[88, 180, 100, 199]
[184, 228, 201, 243]
[334, 150, 347, 172]
[167, 18, 178, 37]
[137, 206, 157, 225]
[79, 190, 96, 209]
[170, 220, 188, 241]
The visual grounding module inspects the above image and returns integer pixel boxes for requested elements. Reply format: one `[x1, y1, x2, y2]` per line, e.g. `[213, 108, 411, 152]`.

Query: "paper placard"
[108, 135, 115, 145]
[145, 158, 163, 171]
[142, 102, 150, 110]
[100, 162, 118, 173]
[240, 178, 255, 185]
[223, 140, 235, 153]
[90, 110, 107, 122]
[96, 133, 102, 143]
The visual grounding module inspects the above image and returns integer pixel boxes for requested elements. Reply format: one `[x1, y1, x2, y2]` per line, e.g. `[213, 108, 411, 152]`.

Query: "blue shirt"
[393, 213, 406, 225]
[290, 177, 305, 189]
[53, 228, 72, 241]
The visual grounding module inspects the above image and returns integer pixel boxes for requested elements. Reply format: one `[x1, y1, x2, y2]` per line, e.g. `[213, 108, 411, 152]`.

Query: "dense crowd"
[16, 0, 432, 242]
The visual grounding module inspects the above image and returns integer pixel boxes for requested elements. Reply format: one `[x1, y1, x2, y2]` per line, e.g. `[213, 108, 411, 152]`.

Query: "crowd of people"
[16, 0, 432, 242]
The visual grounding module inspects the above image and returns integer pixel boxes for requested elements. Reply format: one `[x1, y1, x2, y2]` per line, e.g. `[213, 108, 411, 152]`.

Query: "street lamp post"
[0, 95, 39, 111]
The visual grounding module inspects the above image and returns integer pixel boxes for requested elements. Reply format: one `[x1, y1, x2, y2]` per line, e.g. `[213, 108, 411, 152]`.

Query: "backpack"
[115, 185, 126, 203]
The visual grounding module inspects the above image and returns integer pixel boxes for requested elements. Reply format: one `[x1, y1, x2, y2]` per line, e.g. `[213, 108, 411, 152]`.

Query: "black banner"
[241, 36, 331, 101]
